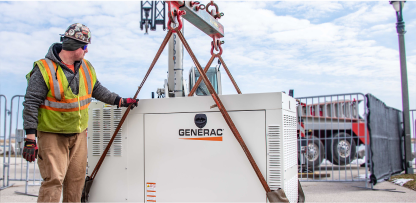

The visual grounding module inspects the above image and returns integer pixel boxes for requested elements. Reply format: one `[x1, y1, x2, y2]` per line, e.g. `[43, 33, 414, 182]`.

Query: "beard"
[73, 51, 85, 61]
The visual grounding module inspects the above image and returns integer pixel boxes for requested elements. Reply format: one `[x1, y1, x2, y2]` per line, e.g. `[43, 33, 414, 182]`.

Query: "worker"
[22, 23, 138, 202]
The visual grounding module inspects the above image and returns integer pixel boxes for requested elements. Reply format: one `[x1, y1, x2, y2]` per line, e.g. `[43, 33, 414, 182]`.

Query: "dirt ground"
[389, 174, 416, 191]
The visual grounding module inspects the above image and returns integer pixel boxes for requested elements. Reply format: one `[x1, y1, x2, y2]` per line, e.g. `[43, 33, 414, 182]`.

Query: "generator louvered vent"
[112, 108, 123, 156]
[91, 105, 123, 156]
[103, 107, 112, 156]
[267, 125, 281, 191]
[92, 108, 101, 156]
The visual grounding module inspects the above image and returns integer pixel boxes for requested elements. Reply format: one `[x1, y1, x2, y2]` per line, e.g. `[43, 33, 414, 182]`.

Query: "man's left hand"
[22, 138, 38, 162]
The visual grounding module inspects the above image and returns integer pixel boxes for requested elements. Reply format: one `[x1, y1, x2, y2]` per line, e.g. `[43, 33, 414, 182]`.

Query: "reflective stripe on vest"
[40, 59, 93, 112]
[43, 97, 92, 109]
[43, 58, 63, 101]
[41, 59, 93, 99]
[81, 60, 92, 95]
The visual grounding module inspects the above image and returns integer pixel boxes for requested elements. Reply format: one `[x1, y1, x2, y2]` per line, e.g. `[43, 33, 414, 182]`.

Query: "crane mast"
[167, 26, 185, 97]
[141, 1, 225, 98]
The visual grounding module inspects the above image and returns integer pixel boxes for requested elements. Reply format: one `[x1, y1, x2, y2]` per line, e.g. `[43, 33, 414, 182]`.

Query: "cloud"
[273, 1, 344, 19]
[0, 1, 415, 111]
[273, 0, 374, 20]
[334, 2, 394, 27]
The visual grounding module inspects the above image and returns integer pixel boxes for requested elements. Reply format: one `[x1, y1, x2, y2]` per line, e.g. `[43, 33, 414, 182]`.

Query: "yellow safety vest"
[26, 58, 97, 133]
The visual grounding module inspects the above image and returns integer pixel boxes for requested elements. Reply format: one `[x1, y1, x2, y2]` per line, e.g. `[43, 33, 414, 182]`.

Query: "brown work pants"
[37, 130, 87, 202]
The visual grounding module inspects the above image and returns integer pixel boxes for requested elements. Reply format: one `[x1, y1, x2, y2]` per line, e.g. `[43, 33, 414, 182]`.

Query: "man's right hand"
[23, 138, 38, 162]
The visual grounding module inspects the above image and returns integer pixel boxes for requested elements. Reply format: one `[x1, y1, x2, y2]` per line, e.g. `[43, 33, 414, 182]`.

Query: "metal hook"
[167, 10, 186, 33]
[210, 40, 223, 56]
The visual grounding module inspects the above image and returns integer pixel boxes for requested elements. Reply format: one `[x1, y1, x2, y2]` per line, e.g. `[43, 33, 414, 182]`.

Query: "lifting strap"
[88, 30, 174, 181]
[83, 5, 287, 202]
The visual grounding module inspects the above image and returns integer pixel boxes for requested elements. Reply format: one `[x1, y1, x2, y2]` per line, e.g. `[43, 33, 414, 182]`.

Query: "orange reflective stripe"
[83, 59, 94, 90]
[80, 65, 89, 95]
[41, 59, 55, 98]
[81, 60, 93, 95]
[51, 61, 65, 100]
[39, 102, 90, 112]
[46, 95, 91, 103]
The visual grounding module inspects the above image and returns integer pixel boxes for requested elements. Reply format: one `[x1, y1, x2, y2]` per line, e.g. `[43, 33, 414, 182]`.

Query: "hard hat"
[61, 23, 91, 44]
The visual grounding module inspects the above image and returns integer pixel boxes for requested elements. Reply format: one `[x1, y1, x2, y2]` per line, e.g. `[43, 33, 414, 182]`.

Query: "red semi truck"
[297, 99, 369, 168]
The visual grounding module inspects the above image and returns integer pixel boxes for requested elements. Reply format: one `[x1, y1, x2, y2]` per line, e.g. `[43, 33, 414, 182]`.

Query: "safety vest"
[26, 58, 97, 134]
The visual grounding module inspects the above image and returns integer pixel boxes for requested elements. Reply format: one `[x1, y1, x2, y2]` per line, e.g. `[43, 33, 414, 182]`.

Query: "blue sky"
[0, 1, 415, 114]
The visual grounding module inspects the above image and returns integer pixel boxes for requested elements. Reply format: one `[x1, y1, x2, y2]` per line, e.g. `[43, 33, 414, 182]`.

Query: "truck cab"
[188, 66, 222, 96]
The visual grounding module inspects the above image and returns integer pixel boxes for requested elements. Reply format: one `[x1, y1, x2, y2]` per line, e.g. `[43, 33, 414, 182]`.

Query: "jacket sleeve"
[23, 65, 48, 135]
[92, 80, 120, 105]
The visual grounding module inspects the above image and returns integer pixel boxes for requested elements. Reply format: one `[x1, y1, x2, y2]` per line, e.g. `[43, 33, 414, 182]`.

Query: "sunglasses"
[82, 45, 88, 50]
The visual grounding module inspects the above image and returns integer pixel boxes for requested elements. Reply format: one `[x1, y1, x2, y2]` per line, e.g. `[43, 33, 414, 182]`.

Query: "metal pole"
[395, 5, 413, 174]
[7, 97, 14, 186]
[412, 110, 415, 169]
[1, 95, 7, 187]
[25, 162, 29, 194]
[7, 95, 24, 186]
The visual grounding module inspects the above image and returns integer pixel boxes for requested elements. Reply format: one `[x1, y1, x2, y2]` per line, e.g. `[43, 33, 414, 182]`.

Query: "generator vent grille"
[284, 115, 297, 128]
[283, 112, 297, 171]
[284, 174, 298, 203]
[91, 105, 123, 156]
[283, 128, 297, 170]
[267, 125, 281, 191]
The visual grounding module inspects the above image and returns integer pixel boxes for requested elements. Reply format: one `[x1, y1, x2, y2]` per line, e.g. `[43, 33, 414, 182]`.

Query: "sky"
[0, 0, 415, 117]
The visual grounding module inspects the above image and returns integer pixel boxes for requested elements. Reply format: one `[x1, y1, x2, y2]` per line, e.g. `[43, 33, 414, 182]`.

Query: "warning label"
[146, 182, 156, 190]
[146, 182, 156, 202]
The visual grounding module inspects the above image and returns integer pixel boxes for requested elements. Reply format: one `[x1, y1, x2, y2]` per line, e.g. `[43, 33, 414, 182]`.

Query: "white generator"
[87, 92, 298, 202]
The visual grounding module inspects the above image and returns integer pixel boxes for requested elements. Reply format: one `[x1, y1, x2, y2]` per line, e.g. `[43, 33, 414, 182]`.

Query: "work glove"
[119, 98, 139, 109]
[22, 138, 38, 162]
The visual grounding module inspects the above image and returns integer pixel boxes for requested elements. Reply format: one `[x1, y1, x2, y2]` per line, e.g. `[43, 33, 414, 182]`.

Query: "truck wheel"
[327, 133, 356, 165]
[305, 136, 325, 169]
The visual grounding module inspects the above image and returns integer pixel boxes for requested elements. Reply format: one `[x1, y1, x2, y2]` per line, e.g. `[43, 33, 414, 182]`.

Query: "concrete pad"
[0, 182, 39, 203]
[2, 180, 416, 202]
[302, 181, 416, 202]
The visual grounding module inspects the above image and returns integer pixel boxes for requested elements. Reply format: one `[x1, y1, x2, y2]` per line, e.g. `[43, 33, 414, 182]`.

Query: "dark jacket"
[23, 43, 121, 135]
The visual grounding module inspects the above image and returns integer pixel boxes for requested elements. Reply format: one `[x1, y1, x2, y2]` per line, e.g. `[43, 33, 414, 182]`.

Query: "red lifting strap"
[88, 4, 271, 196]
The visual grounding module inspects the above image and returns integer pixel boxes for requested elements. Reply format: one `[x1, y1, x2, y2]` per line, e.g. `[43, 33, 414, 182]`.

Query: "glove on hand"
[119, 98, 139, 109]
[22, 138, 38, 162]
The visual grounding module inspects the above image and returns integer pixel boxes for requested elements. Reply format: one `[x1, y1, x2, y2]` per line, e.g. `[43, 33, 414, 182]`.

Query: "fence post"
[411, 110, 416, 171]
[7, 95, 24, 187]
[0, 95, 7, 189]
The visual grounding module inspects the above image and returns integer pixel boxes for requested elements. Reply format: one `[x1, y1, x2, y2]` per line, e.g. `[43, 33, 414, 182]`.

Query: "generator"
[87, 92, 298, 202]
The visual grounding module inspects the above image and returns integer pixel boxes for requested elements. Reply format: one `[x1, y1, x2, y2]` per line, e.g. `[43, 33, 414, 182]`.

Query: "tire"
[327, 132, 356, 165]
[305, 136, 325, 169]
